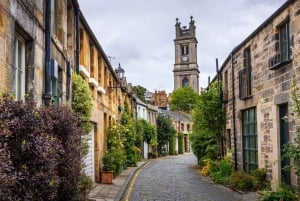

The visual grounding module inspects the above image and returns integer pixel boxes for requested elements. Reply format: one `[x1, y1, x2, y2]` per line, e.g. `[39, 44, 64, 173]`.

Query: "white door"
[83, 126, 95, 182]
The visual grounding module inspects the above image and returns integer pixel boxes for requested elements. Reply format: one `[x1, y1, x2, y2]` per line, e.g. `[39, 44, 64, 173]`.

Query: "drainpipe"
[75, 6, 80, 74]
[231, 52, 238, 171]
[43, 0, 52, 106]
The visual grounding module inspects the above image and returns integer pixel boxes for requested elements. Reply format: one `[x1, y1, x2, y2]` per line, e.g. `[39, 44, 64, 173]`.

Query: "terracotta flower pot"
[101, 170, 113, 184]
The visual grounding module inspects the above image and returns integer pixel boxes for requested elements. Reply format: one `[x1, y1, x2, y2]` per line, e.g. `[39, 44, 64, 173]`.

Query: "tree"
[156, 114, 176, 155]
[170, 86, 198, 113]
[132, 85, 147, 102]
[190, 81, 225, 164]
[140, 119, 156, 145]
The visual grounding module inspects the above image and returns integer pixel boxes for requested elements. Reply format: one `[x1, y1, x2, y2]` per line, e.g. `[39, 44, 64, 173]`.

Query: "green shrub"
[218, 157, 233, 177]
[178, 133, 184, 154]
[169, 135, 176, 155]
[262, 184, 298, 201]
[0, 93, 84, 201]
[250, 169, 270, 190]
[228, 171, 255, 191]
[78, 173, 93, 200]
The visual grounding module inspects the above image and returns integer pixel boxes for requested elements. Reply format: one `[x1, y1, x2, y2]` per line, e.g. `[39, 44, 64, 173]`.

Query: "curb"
[115, 161, 149, 201]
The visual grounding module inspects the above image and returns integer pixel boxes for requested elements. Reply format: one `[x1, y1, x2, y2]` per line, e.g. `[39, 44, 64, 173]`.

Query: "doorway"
[279, 104, 291, 185]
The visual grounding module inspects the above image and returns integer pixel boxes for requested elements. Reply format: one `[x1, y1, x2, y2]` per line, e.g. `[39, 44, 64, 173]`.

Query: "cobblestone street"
[123, 153, 260, 201]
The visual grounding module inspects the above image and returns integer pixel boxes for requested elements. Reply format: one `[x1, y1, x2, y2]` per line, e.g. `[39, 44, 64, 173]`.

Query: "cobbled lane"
[125, 153, 259, 201]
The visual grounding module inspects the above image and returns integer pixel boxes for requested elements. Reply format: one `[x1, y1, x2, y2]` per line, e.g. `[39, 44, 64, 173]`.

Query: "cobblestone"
[125, 153, 261, 201]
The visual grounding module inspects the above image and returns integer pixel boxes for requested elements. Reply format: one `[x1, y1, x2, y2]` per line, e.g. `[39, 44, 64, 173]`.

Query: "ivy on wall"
[71, 73, 93, 134]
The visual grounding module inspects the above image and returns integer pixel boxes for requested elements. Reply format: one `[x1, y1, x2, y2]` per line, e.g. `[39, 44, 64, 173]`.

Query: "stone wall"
[220, 0, 300, 189]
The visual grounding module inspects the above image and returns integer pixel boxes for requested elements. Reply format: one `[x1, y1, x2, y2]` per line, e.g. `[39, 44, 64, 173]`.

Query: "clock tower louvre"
[173, 16, 199, 93]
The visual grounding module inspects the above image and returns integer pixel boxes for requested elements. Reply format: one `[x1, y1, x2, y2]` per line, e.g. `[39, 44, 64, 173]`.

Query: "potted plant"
[101, 152, 114, 184]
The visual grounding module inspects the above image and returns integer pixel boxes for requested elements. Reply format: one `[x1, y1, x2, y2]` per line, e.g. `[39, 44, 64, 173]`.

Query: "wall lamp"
[281, 113, 294, 123]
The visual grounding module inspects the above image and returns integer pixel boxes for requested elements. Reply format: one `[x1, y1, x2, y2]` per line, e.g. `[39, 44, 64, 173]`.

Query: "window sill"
[239, 95, 252, 100]
[269, 59, 292, 70]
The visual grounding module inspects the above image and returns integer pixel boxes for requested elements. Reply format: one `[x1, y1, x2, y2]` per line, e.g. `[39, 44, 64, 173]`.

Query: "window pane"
[242, 108, 258, 172]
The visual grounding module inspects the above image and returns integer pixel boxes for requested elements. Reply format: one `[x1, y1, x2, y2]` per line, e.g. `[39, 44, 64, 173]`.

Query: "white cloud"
[78, 0, 286, 93]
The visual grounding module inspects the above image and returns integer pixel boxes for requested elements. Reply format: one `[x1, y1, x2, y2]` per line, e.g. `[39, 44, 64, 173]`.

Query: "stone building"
[159, 109, 191, 153]
[216, 0, 300, 189]
[152, 90, 168, 109]
[0, 0, 138, 183]
[173, 16, 199, 93]
[79, 13, 137, 182]
[0, 0, 78, 105]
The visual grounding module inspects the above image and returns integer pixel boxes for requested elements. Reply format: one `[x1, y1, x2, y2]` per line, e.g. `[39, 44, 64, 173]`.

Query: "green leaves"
[132, 85, 147, 102]
[157, 114, 176, 154]
[71, 73, 93, 134]
[191, 81, 225, 163]
[170, 86, 198, 113]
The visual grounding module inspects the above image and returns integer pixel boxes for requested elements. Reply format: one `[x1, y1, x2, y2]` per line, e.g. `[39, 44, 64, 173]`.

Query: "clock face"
[182, 55, 188, 62]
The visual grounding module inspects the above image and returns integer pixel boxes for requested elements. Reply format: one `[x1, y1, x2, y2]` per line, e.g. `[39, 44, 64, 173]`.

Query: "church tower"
[173, 16, 199, 93]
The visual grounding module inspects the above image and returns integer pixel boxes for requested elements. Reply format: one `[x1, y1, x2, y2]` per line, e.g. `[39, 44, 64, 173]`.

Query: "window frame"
[14, 33, 26, 100]
[242, 107, 258, 172]
[182, 77, 189, 87]
[239, 47, 252, 100]
[269, 19, 291, 70]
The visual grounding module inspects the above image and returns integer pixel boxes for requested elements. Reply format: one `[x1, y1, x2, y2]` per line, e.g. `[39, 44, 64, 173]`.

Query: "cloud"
[78, 0, 286, 92]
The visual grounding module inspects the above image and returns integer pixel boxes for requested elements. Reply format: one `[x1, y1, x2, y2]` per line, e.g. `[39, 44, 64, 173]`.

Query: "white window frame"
[14, 34, 26, 100]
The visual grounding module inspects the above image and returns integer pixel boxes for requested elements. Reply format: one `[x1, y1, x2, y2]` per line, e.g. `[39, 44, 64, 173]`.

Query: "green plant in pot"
[102, 152, 115, 171]
[101, 152, 114, 184]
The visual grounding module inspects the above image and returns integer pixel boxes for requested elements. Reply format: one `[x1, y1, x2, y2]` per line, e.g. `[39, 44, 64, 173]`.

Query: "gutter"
[231, 52, 238, 170]
[43, 0, 52, 106]
[74, 1, 80, 73]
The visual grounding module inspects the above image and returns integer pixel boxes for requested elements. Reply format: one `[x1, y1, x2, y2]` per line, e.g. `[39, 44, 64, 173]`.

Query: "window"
[51, 59, 62, 104]
[90, 44, 94, 78]
[52, 0, 64, 42]
[239, 47, 252, 100]
[279, 22, 290, 62]
[181, 123, 184, 131]
[98, 55, 102, 84]
[181, 44, 189, 55]
[223, 70, 228, 101]
[182, 77, 189, 87]
[187, 124, 190, 132]
[269, 20, 291, 69]
[14, 34, 26, 100]
[242, 108, 258, 172]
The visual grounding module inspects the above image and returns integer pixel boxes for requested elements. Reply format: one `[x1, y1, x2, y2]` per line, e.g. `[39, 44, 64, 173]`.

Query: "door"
[279, 104, 291, 184]
[83, 126, 95, 182]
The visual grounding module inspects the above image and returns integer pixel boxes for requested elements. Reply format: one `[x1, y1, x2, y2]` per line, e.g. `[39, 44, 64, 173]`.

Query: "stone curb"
[115, 161, 149, 201]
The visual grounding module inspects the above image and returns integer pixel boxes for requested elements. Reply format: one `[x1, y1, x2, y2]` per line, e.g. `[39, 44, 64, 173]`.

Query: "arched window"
[182, 77, 189, 87]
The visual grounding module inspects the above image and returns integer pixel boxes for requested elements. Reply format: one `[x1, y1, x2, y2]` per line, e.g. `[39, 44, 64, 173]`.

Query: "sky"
[78, 0, 287, 93]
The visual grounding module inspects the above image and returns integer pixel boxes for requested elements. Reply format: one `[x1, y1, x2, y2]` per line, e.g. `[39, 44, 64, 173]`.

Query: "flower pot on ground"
[101, 170, 113, 184]
[101, 152, 114, 184]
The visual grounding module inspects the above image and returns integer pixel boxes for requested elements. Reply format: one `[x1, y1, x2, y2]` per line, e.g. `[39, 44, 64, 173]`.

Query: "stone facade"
[173, 16, 199, 93]
[218, 0, 300, 189]
[79, 14, 137, 182]
[0, 0, 77, 105]
[152, 90, 168, 109]
[0, 0, 138, 183]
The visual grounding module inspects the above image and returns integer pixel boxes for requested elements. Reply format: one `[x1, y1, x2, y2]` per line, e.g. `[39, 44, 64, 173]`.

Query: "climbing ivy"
[71, 73, 93, 134]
